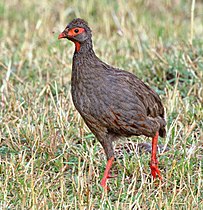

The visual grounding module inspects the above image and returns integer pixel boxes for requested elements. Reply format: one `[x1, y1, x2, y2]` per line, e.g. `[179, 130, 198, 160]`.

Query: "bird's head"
[58, 18, 92, 52]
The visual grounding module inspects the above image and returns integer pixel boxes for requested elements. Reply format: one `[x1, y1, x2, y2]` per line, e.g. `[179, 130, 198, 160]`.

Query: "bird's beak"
[58, 30, 68, 39]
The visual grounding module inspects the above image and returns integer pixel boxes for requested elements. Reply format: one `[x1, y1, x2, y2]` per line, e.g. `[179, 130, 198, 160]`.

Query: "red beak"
[58, 31, 67, 39]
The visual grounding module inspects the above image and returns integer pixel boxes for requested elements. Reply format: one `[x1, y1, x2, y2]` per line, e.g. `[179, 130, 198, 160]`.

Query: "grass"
[0, 0, 203, 209]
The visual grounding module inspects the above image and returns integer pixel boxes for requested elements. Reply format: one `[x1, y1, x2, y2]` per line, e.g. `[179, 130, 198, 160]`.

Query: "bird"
[58, 18, 166, 190]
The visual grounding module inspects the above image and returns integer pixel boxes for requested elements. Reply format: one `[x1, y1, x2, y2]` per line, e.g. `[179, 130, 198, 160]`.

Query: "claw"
[150, 162, 162, 180]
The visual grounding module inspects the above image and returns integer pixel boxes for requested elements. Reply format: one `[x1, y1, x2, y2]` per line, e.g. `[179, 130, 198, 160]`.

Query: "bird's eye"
[74, 29, 79, 33]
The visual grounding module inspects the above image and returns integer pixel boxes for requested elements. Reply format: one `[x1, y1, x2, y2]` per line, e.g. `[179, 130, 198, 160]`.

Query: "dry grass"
[0, 0, 203, 209]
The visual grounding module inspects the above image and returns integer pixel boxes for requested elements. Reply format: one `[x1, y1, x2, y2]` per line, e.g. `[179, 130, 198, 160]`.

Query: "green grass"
[0, 0, 202, 209]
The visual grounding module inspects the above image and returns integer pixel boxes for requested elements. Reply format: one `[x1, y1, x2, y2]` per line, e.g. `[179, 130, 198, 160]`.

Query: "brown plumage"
[58, 18, 166, 190]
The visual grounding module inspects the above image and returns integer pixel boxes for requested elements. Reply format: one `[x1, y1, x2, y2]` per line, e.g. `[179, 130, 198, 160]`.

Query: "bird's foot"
[100, 173, 117, 191]
[150, 160, 162, 180]
[100, 176, 108, 191]
[100, 157, 115, 191]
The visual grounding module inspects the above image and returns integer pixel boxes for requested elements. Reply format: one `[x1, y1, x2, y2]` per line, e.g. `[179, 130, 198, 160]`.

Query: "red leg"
[100, 156, 114, 190]
[150, 131, 162, 180]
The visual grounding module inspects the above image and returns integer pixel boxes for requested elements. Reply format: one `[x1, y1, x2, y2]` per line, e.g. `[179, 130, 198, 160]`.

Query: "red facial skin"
[58, 27, 85, 52]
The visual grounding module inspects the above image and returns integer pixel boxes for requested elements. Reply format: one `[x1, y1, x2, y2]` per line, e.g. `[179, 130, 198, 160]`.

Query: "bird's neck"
[73, 39, 95, 58]
[73, 40, 96, 66]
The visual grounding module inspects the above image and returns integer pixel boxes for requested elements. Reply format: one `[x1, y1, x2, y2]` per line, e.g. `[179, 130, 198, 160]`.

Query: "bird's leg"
[150, 131, 162, 180]
[98, 135, 116, 190]
[100, 156, 114, 189]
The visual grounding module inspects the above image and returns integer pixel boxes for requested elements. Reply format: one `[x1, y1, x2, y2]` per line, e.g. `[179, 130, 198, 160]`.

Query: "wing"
[103, 66, 165, 118]
[93, 65, 166, 137]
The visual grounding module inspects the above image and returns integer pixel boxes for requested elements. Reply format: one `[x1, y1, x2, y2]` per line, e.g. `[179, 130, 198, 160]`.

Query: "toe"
[107, 174, 117, 179]
[150, 164, 162, 180]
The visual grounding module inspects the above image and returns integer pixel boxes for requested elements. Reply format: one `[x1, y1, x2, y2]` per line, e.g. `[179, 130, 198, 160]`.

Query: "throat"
[73, 39, 94, 55]
[74, 41, 81, 52]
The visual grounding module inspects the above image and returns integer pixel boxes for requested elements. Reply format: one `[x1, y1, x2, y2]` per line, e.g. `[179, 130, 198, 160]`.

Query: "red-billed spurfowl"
[58, 18, 166, 190]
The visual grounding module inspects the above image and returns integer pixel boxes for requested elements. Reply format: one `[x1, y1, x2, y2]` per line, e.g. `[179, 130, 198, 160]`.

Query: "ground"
[0, 0, 202, 209]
